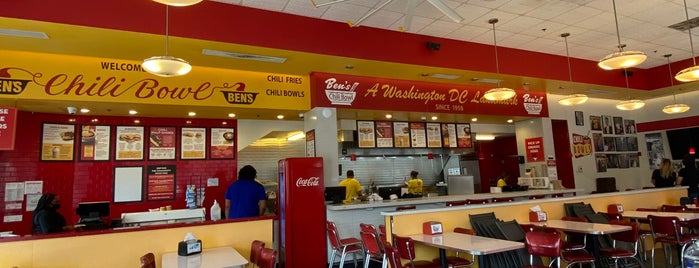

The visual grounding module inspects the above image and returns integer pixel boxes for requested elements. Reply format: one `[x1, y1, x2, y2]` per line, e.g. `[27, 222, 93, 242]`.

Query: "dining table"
[405, 231, 525, 268]
[161, 246, 249, 268]
[621, 210, 699, 221]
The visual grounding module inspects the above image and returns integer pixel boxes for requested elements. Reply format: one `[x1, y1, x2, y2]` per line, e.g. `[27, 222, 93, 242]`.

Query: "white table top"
[525, 219, 631, 235]
[405, 232, 524, 255]
[622, 210, 699, 221]
[162, 246, 249, 268]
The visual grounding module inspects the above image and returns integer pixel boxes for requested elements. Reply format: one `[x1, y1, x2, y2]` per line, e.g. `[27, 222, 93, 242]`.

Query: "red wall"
[0, 111, 237, 235]
[477, 136, 521, 192]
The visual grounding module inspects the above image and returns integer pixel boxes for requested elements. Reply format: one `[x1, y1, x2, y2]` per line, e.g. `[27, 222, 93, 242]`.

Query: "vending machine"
[277, 157, 325, 267]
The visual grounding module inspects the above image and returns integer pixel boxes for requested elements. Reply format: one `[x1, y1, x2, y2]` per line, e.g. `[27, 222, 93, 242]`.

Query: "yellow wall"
[385, 188, 685, 263]
[0, 219, 273, 268]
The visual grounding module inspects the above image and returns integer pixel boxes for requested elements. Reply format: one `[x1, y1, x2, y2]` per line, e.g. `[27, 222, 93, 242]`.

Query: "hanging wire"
[490, 18, 500, 75]
[684, 0, 697, 66]
[623, 68, 631, 100]
[165, 6, 170, 56]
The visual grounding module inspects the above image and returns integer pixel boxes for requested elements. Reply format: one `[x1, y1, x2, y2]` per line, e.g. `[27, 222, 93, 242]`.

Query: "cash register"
[76, 201, 110, 230]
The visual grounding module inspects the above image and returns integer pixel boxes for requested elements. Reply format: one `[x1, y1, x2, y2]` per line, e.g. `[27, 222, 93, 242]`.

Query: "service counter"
[380, 187, 687, 265]
[0, 216, 274, 268]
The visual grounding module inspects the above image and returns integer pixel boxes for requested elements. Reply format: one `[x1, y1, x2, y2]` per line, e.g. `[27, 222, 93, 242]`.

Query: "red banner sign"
[525, 137, 544, 162]
[310, 72, 548, 117]
[0, 107, 17, 150]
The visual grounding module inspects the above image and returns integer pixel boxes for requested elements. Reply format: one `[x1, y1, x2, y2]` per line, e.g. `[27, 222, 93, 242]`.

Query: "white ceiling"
[217, 0, 699, 69]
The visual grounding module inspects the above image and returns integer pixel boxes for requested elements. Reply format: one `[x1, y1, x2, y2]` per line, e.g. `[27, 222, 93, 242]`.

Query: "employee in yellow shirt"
[339, 170, 363, 202]
[406, 170, 423, 195]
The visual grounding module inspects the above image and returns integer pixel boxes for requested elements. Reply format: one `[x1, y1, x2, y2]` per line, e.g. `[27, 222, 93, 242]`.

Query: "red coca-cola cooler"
[277, 157, 326, 267]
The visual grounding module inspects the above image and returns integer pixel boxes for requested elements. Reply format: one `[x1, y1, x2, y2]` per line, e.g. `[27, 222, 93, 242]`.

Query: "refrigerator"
[277, 157, 326, 268]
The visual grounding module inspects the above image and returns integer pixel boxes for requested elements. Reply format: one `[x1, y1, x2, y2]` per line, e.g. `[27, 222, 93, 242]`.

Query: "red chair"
[560, 216, 588, 253]
[385, 242, 402, 268]
[661, 204, 688, 212]
[465, 199, 489, 205]
[636, 208, 658, 262]
[529, 195, 546, 200]
[523, 231, 561, 268]
[648, 215, 694, 268]
[599, 220, 643, 268]
[327, 221, 364, 268]
[360, 223, 387, 268]
[492, 197, 514, 203]
[379, 224, 387, 244]
[396, 205, 416, 211]
[249, 240, 265, 268]
[446, 200, 468, 207]
[432, 228, 475, 267]
[140, 252, 155, 268]
[393, 234, 441, 268]
[257, 247, 277, 268]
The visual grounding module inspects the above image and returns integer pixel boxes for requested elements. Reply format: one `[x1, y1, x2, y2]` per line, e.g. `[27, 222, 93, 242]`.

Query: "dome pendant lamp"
[662, 54, 691, 114]
[558, 33, 588, 106]
[483, 18, 515, 101]
[142, 6, 192, 77]
[615, 69, 645, 111]
[598, 0, 646, 70]
[152, 0, 203, 7]
[675, 0, 699, 82]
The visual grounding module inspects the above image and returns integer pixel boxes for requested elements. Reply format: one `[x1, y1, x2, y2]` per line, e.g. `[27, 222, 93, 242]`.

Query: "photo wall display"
[589, 114, 639, 173]
[356, 120, 471, 148]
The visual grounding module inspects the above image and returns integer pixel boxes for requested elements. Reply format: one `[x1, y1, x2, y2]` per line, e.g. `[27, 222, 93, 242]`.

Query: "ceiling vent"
[202, 49, 287, 63]
[669, 17, 699, 31]
[585, 88, 618, 95]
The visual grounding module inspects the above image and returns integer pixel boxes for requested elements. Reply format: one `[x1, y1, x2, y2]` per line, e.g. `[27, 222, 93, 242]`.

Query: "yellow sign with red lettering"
[0, 50, 309, 110]
[572, 133, 592, 158]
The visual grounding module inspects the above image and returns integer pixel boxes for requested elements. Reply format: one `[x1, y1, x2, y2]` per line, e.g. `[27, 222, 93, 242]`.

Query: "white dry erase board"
[113, 166, 143, 202]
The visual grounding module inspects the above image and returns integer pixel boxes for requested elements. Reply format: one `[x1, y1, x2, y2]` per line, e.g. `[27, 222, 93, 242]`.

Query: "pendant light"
[598, 0, 646, 70]
[675, 0, 699, 82]
[615, 69, 645, 111]
[152, 0, 202, 6]
[142, 6, 192, 77]
[558, 33, 588, 106]
[483, 18, 515, 101]
[662, 54, 691, 114]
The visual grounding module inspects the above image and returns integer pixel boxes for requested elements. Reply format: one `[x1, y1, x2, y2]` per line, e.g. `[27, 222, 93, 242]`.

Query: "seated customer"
[33, 193, 74, 234]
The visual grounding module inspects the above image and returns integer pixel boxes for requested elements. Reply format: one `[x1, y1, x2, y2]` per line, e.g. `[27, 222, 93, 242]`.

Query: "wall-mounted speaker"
[427, 41, 441, 51]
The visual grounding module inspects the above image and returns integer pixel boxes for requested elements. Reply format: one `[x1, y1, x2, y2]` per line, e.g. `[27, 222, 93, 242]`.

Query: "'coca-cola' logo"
[295, 176, 320, 187]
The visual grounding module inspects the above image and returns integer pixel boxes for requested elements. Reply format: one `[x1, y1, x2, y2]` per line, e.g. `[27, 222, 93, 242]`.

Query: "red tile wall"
[0, 111, 237, 235]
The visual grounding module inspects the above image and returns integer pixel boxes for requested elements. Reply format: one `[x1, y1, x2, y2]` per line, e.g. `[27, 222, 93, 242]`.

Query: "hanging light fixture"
[598, 0, 646, 70]
[142, 6, 192, 77]
[558, 33, 588, 106]
[152, 0, 202, 6]
[662, 54, 691, 114]
[615, 69, 645, 110]
[675, 0, 699, 82]
[483, 18, 515, 101]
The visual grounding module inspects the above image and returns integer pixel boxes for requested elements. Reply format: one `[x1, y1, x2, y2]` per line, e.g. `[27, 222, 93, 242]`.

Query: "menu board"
[441, 123, 457, 148]
[115, 126, 144, 160]
[426, 123, 442, 148]
[375, 121, 394, 148]
[305, 129, 316, 157]
[40, 123, 75, 161]
[210, 127, 235, 159]
[409, 122, 426, 148]
[149, 126, 176, 160]
[357, 121, 376, 148]
[181, 127, 206, 159]
[393, 122, 410, 148]
[456, 123, 472, 148]
[79, 125, 111, 161]
[147, 165, 176, 201]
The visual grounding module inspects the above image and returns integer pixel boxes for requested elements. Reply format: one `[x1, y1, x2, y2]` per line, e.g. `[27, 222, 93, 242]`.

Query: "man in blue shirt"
[224, 165, 267, 219]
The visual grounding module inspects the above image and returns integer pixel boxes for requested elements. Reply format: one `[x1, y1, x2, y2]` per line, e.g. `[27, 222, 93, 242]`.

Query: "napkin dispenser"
[178, 239, 202, 256]
[422, 221, 443, 235]
[529, 211, 547, 222]
[607, 204, 624, 214]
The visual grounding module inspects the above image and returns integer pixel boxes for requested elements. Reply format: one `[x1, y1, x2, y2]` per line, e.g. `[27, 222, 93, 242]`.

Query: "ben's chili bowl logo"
[323, 78, 358, 105]
[220, 82, 258, 105]
[295, 176, 320, 187]
[0, 67, 32, 95]
[522, 93, 544, 115]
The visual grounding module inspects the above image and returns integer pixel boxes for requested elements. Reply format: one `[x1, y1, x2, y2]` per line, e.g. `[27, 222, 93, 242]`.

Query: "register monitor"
[378, 186, 402, 200]
[76, 201, 110, 229]
[324, 186, 346, 204]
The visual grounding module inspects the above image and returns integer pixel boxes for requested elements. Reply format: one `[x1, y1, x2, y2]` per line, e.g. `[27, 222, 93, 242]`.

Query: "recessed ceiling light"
[277, 115, 284, 119]
[188, 112, 196, 116]
[471, 118, 478, 122]
[186, 120, 192, 124]
[507, 119, 513, 123]
[385, 114, 392, 119]
[128, 110, 138, 115]
[134, 119, 140, 124]
[80, 108, 90, 113]
[222, 121, 228, 125]
[431, 116, 438, 121]
[298, 113, 304, 118]
[91, 118, 99, 123]
[68, 118, 76, 122]
[228, 113, 236, 118]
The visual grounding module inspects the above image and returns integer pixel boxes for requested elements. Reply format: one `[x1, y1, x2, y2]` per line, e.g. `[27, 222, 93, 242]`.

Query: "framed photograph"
[115, 126, 144, 160]
[375, 121, 394, 148]
[575, 111, 584, 126]
[79, 125, 111, 161]
[590, 115, 602, 131]
[593, 133, 604, 152]
[210, 127, 236, 159]
[357, 121, 376, 148]
[613, 116, 624, 134]
[595, 154, 607, 173]
[40, 123, 75, 161]
[624, 119, 636, 134]
[602, 115, 613, 134]
[148, 126, 176, 160]
[181, 127, 207, 160]
[113, 166, 143, 203]
[603, 137, 617, 152]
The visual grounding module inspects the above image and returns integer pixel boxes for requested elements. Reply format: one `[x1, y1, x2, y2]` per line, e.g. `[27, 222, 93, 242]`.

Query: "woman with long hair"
[651, 158, 676, 188]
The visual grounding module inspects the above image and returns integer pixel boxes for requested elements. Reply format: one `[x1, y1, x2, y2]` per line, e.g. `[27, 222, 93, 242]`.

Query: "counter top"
[326, 189, 580, 211]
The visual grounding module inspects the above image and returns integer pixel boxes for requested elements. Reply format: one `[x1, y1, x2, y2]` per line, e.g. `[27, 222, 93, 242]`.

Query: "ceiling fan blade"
[347, 0, 395, 27]
[401, 0, 415, 32]
[426, 0, 463, 23]
[310, 0, 352, 8]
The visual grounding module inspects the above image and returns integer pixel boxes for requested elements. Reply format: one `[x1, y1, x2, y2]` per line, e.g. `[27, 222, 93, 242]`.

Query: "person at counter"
[339, 170, 362, 202]
[225, 165, 267, 219]
[651, 158, 676, 188]
[32, 193, 74, 234]
[405, 171, 423, 196]
[678, 154, 699, 200]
